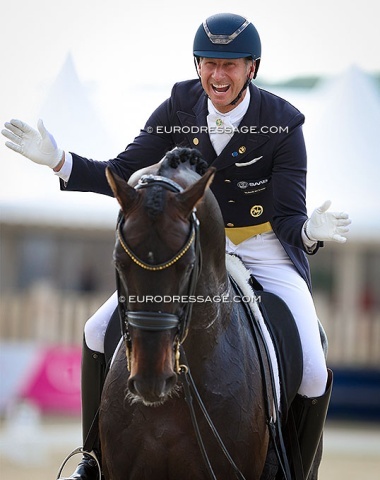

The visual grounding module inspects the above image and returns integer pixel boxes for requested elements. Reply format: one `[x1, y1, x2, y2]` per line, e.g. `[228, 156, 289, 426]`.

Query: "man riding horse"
[2, 12, 351, 479]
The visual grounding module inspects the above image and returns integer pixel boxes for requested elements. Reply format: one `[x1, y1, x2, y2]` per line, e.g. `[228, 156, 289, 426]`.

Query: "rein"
[178, 347, 247, 480]
[178, 277, 292, 480]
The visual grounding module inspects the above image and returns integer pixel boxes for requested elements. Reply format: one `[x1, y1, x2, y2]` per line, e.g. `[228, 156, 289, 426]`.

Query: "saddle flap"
[258, 290, 303, 416]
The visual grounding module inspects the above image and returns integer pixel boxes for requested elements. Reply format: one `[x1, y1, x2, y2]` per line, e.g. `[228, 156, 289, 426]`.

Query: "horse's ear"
[176, 167, 216, 216]
[106, 167, 138, 212]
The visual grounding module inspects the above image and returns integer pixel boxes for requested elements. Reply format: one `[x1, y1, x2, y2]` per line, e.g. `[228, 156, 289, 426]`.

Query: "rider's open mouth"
[212, 84, 230, 93]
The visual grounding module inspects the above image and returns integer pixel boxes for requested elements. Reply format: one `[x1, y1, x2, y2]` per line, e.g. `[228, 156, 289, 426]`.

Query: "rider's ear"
[176, 167, 215, 217]
[106, 167, 138, 212]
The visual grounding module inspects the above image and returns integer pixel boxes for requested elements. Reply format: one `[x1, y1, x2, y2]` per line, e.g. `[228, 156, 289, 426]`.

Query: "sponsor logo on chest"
[236, 178, 269, 194]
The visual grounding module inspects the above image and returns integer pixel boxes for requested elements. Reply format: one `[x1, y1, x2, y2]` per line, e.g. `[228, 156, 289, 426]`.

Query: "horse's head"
[106, 148, 216, 406]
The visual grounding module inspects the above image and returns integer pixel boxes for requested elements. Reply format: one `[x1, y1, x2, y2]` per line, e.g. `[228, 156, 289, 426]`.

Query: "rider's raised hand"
[305, 200, 352, 244]
[2, 119, 63, 168]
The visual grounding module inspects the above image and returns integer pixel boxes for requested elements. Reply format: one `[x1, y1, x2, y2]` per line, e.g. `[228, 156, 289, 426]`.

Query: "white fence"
[313, 294, 380, 367]
[1, 285, 379, 367]
[0, 284, 107, 346]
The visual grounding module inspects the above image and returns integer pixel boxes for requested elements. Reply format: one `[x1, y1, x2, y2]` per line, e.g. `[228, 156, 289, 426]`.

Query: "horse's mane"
[144, 148, 208, 217]
[158, 148, 208, 176]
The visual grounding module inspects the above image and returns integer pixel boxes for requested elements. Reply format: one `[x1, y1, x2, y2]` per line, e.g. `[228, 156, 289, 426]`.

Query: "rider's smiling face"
[197, 57, 255, 113]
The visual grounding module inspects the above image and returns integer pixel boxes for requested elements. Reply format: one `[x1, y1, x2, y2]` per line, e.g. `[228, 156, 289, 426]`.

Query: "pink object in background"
[20, 345, 81, 414]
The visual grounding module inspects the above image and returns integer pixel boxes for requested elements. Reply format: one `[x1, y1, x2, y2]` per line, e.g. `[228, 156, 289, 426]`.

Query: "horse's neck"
[197, 264, 228, 297]
[197, 200, 227, 286]
[188, 193, 231, 330]
[190, 259, 231, 333]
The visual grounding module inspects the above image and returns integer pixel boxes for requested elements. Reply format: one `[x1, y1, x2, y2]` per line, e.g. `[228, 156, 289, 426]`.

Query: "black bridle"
[115, 174, 202, 367]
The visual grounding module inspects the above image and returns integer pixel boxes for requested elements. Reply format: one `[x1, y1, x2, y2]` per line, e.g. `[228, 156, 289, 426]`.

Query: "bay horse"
[99, 148, 282, 480]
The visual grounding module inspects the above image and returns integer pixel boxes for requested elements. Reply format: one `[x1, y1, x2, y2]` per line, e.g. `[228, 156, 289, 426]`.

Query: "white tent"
[265, 66, 380, 240]
[38, 53, 117, 160]
[0, 53, 120, 229]
[304, 65, 380, 239]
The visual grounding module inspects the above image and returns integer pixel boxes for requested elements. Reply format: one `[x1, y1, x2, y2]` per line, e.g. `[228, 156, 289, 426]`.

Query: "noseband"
[116, 174, 202, 358]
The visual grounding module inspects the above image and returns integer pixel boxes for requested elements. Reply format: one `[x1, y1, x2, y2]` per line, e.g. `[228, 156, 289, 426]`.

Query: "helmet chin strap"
[229, 75, 251, 106]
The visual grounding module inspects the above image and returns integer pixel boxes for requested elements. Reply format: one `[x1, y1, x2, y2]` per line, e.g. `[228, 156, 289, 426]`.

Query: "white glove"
[2, 119, 63, 169]
[305, 200, 351, 244]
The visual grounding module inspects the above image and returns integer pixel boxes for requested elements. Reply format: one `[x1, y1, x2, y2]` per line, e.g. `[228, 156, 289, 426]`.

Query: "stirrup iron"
[56, 446, 102, 480]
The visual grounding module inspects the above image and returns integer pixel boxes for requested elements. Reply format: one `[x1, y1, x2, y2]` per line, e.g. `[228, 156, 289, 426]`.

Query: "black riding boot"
[62, 339, 106, 480]
[289, 368, 333, 479]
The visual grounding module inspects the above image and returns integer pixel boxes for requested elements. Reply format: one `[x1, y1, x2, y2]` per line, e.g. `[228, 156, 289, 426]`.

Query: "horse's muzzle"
[126, 326, 180, 406]
[127, 371, 178, 406]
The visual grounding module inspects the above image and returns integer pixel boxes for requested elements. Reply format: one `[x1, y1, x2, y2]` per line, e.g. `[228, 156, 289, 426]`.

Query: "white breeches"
[226, 232, 327, 397]
[84, 291, 118, 355]
[84, 232, 328, 397]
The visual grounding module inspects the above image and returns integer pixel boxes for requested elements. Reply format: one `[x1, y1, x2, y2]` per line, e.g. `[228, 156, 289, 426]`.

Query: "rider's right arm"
[3, 86, 185, 196]
[60, 97, 176, 196]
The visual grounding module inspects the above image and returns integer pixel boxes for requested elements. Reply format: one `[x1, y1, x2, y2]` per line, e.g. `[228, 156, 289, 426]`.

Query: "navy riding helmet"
[193, 13, 261, 79]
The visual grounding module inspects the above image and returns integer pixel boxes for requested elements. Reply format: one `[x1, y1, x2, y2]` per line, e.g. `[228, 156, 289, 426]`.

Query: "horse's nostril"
[166, 373, 177, 392]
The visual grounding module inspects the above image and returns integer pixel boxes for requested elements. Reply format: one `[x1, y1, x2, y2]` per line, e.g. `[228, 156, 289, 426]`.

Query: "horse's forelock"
[144, 184, 165, 218]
